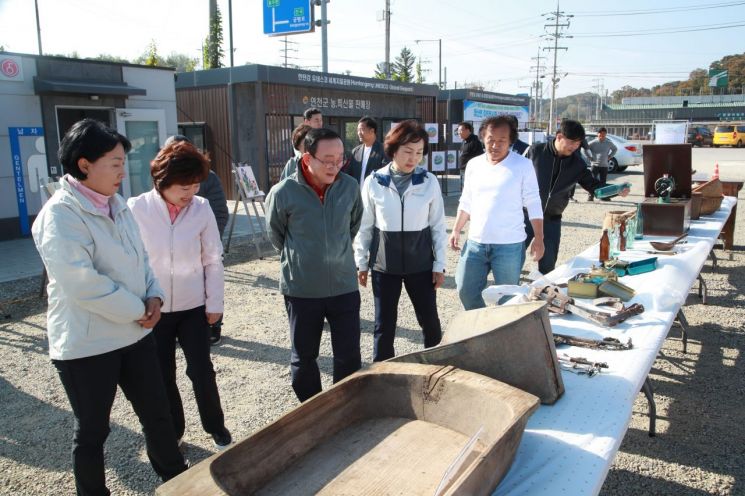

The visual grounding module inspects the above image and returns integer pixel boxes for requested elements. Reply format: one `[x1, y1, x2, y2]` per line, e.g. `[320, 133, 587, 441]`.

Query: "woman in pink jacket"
[128, 140, 231, 449]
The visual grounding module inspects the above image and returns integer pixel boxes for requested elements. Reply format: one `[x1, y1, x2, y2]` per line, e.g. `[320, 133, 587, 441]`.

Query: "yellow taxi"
[713, 124, 745, 148]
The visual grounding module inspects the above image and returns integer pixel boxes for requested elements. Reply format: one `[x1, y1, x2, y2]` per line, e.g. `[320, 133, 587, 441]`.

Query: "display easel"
[224, 163, 269, 258]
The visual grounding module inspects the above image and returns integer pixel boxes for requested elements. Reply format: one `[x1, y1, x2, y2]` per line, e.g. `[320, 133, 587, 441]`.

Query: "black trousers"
[284, 291, 362, 402]
[153, 306, 225, 439]
[53, 333, 187, 496]
[371, 270, 442, 362]
[524, 214, 563, 275]
[589, 166, 609, 198]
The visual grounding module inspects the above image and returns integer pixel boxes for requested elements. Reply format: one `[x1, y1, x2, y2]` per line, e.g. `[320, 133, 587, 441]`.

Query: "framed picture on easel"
[225, 163, 269, 257]
[235, 164, 264, 199]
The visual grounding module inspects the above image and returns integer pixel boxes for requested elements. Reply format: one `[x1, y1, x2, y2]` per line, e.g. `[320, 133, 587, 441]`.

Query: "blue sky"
[1, 0, 743, 97]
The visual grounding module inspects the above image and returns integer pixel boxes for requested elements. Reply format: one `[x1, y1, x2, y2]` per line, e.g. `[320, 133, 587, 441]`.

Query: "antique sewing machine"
[640, 144, 692, 236]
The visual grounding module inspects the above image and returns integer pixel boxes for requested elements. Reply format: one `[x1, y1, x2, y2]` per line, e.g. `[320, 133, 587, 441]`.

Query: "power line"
[543, 2, 572, 134]
[572, 21, 745, 37]
[572, 1, 745, 16]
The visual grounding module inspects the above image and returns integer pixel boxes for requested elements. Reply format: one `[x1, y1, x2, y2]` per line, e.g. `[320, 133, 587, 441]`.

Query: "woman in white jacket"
[128, 140, 231, 449]
[354, 120, 448, 361]
[32, 119, 187, 495]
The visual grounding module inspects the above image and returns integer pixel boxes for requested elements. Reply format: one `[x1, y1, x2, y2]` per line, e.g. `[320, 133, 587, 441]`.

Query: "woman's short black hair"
[384, 119, 429, 158]
[58, 119, 131, 180]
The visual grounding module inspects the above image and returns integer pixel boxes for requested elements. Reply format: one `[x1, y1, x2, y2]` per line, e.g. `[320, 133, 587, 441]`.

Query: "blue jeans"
[455, 240, 526, 310]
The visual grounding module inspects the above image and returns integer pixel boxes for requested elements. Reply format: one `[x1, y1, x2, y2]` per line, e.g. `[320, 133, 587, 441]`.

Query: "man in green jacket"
[266, 128, 364, 402]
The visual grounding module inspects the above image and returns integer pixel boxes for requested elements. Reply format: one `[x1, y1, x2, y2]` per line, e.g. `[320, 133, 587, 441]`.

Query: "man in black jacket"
[457, 121, 483, 169]
[524, 120, 628, 274]
[345, 116, 389, 185]
[507, 115, 529, 155]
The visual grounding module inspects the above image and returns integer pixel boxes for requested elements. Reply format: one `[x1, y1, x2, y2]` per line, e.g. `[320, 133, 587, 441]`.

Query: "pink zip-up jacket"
[128, 189, 224, 314]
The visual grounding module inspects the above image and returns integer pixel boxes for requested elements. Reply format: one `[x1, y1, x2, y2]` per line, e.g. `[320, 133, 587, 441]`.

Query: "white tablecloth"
[493, 196, 737, 496]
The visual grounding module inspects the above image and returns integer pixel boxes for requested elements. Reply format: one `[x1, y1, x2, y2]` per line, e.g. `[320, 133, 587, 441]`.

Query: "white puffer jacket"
[128, 189, 224, 314]
[32, 176, 164, 360]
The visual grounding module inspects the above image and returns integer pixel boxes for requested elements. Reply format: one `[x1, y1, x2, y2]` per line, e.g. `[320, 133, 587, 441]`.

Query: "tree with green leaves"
[92, 54, 131, 63]
[373, 62, 388, 79]
[415, 57, 426, 84]
[163, 53, 198, 73]
[203, 4, 224, 69]
[393, 46, 415, 82]
[142, 40, 161, 66]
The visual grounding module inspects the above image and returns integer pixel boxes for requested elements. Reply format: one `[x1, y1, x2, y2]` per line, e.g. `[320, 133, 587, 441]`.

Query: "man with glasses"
[524, 119, 629, 274]
[265, 128, 364, 402]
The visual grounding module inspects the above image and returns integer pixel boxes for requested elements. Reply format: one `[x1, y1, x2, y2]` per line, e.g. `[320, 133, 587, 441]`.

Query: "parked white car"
[583, 133, 642, 172]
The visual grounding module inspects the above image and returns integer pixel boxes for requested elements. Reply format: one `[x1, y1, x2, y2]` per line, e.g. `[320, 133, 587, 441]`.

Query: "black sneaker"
[209, 327, 222, 346]
[212, 428, 232, 449]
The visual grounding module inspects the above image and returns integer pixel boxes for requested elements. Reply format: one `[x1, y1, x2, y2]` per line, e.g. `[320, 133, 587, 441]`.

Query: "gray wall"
[0, 55, 44, 237]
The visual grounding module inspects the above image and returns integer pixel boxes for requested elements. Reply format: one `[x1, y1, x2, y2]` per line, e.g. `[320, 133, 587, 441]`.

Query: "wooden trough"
[156, 362, 539, 496]
[391, 302, 565, 404]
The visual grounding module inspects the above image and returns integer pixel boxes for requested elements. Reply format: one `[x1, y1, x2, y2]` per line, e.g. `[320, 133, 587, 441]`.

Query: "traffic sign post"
[263, 0, 314, 36]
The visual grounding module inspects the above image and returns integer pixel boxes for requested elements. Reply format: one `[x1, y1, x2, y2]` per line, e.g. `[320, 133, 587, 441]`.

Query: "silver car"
[583, 133, 643, 172]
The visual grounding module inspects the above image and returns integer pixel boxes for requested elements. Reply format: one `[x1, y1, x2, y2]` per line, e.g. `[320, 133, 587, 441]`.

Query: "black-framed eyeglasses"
[310, 154, 343, 169]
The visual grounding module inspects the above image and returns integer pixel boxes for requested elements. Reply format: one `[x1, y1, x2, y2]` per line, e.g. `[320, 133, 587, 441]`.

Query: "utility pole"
[381, 0, 391, 79]
[530, 46, 546, 127]
[592, 78, 602, 120]
[279, 36, 299, 68]
[320, 0, 329, 73]
[519, 81, 533, 121]
[228, 0, 234, 67]
[543, 2, 572, 134]
[415, 39, 442, 89]
[439, 39, 442, 88]
[34, 0, 43, 55]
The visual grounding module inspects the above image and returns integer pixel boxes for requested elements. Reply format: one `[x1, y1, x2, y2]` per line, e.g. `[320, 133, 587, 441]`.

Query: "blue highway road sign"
[263, 0, 313, 36]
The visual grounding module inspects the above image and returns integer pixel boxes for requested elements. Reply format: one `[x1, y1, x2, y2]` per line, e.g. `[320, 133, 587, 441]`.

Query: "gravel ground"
[0, 167, 743, 495]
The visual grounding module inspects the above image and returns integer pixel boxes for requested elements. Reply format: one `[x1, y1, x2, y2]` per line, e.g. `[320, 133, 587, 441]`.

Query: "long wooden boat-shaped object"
[157, 362, 539, 496]
[391, 301, 565, 404]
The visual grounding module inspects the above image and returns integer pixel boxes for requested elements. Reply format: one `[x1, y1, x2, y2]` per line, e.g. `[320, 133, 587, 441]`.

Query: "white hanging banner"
[425, 123, 439, 144]
[451, 124, 462, 143]
[446, 150, 458, 170]
[431, 151, 446, 171]
[418, 153, 428, 167]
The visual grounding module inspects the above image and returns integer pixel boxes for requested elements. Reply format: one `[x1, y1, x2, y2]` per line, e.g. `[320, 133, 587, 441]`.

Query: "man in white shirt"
[449, 115, 544, 310]
[346, 116, 389, 184]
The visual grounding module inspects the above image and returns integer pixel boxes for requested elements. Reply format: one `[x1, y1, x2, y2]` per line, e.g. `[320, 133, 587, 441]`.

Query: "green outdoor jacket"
[265, 169, 363, 298]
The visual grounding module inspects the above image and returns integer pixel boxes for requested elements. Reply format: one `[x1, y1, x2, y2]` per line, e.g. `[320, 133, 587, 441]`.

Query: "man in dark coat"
[524, 120, 629, 274]
[345, 116, 389, 185]
[457, 121, 484, 169]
